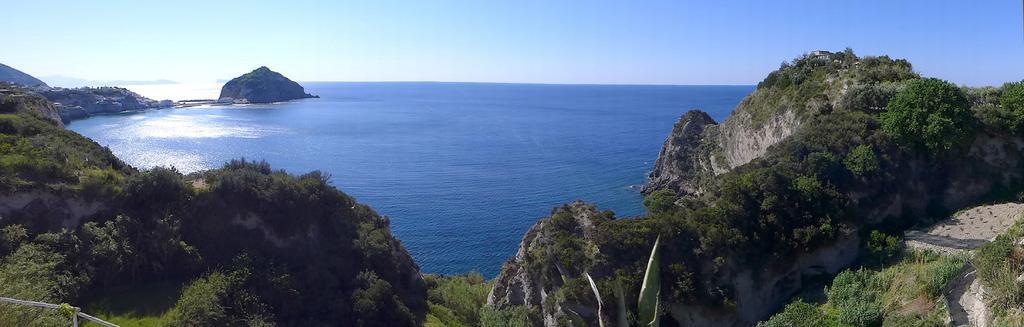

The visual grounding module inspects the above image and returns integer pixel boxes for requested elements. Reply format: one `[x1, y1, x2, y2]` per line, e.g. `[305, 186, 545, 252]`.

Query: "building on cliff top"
[809, 50, 832, 60]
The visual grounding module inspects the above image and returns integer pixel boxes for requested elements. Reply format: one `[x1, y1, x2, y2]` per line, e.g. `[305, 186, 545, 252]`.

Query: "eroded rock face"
[642, 99, 807, 197]
[219, 66, 317, 103]
[487, 201, 605, 326]
[0, 192, 104, 229]
[642, 110, 718, 196]
[41, 86, 165, 123]
[0, 91, 64, 127]
[714, 108, 800, 173]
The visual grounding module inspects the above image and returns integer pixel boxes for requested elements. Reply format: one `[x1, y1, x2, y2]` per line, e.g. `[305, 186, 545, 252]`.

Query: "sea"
[67, 82, 754, 277]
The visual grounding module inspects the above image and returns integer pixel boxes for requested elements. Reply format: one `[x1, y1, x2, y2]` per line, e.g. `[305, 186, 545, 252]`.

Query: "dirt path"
[906, 202, 1024, 254]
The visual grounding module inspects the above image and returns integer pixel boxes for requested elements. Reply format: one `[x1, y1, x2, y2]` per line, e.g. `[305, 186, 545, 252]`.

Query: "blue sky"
[2, 0, 1021, 86]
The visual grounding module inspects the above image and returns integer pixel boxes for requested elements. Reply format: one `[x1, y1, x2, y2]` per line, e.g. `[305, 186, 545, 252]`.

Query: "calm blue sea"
[68, 82, 753, 276]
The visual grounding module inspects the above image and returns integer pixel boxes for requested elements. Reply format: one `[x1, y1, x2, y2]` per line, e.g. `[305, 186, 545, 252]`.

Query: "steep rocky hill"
[219, 66, 317, 103]
[488, 50, 1024, 326]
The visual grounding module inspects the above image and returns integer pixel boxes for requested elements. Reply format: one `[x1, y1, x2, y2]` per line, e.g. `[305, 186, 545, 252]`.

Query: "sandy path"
[906, 203, 1024, 254]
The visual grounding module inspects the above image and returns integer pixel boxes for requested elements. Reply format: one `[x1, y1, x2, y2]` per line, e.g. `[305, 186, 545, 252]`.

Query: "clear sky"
[2, 0, 1022, 86]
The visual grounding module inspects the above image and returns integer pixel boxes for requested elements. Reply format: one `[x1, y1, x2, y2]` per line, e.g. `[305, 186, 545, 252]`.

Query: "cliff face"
[642, 80, 829, 196]
[1, 86, 64, 127]
[219, 66, 317, 103]
[488, 201, 608, 326]
[641, 110, 718, 195]
[491, 51, 1022, 326]
[40, 86, 170, 122]
[642, 52, 911, 197]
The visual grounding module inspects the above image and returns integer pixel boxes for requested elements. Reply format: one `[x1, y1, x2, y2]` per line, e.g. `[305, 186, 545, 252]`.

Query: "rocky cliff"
[219, 66, 317, 103]
[643, 51, 915, 197]
[41, 86, 171, 122]
[489, 51, 1024, 326]
[642, 111, 718, 195]
[1, 84, 64, 127]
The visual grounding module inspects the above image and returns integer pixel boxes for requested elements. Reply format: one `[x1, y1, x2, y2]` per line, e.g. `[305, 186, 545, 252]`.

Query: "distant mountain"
[41, 75, 178, 88]
[0, 63, 47, 87]
[219, 66, 317, 103]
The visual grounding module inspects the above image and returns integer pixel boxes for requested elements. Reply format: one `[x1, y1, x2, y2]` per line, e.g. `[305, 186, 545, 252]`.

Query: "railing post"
[73, 307, 80, 327]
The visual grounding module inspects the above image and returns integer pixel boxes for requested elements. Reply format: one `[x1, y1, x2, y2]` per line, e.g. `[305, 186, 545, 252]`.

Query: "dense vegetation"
[486, 51, 1024, 325]
[880, 78, 974, 152]
[760, 247, 966, 327]
[4, 53, 1023, 326]
[747, 48, 916, 127]
[0, 84, 425, 326]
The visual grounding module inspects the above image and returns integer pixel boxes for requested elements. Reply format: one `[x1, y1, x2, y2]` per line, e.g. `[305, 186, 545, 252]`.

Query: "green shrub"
[828, 269, 884, 326]
[1000, 80, 1024, 131]
[643, 188, 677, 215]
[165, 272, 232, 326]
[758, 300, 841, 327]
[974, 227, 1024, 318]
[164, 270, 273, 327]
[479, 305, 538, 327]
[78, 167, 124, 199]
[122, 167, 190, 213]
[880, 78, 974, 153]
[352, 270, 416, 327]
[425, 272, 491, 326]
[0, 224, 28, 257]
[866, 230, 901, 266]
[840, 83, 899, 112]
[845, 145, 880, 177]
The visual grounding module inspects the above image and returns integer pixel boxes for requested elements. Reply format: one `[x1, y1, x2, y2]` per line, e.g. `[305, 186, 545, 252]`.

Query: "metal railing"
[0, 297, 119, 327]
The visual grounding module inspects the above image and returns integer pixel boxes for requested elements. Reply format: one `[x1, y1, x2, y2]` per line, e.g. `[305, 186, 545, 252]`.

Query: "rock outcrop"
[41, 86, 171, 122]
[488, 201, 608, 326]
[642, 52, 881, 196]
[494, 51, 1024, 326]
[218, 66, 317, 103]
[641, 89, 812, 197]
[1, 84, 64, 127]
[641, 110, 718, 195]
[0, 63, 48, 88]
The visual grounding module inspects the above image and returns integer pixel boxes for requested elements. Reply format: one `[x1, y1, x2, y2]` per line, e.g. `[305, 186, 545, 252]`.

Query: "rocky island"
[218, 66, 318, 104]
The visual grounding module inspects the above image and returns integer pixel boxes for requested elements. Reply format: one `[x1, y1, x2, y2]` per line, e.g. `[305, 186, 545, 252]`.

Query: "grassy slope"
[80, 282, 182, 326]
[760, 249, 966, 327]
[974, 218, 1024, 325]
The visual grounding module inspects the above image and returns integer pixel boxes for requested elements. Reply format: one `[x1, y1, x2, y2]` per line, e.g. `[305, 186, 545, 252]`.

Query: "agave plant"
[586, 236, 662, 327]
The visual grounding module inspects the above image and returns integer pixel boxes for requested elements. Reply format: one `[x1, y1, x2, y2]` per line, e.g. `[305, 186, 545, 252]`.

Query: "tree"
[643, 189, 677, 215]
[844, 144, 880, 177]
[1001, 80, 1024, 131]
[866, 230, 900, 266]
[880, 78, 973, 153]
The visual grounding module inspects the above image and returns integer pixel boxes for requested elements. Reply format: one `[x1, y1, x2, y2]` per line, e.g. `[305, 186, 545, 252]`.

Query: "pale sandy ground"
[905, 203, 1024, 254]
[903, 202, 1024, 327]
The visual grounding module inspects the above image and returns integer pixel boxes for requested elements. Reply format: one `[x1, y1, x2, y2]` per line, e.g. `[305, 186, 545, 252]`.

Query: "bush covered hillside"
[0, 83, 426, 326]
[488, 51, 1024, 326]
